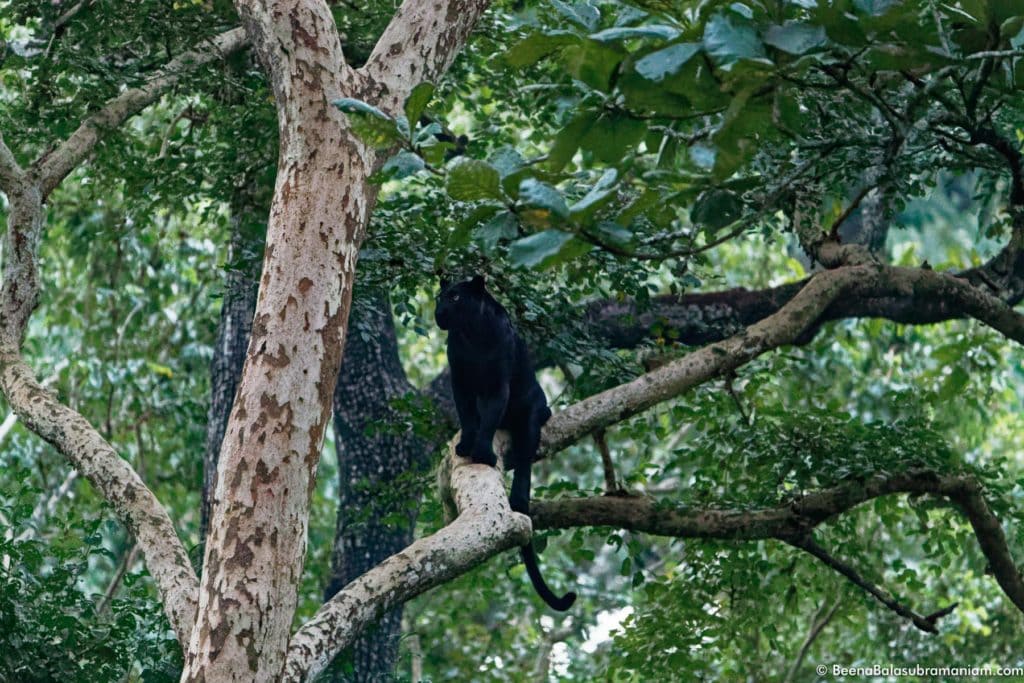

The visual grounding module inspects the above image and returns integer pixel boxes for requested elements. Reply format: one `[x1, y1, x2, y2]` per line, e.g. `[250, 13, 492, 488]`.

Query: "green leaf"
[852, 0, 897, 16]
[691, 189, 743, 231]
[505, 30, 581, 67]
[473, 211, 519, 255]
[590, 25, 681, 43]
[762, 23, 827, 55]
[517, 179, 570, 222]
[570, 168, 619, 222]
[446, 159, 503, 201]
[490, 147, 527, 178]
[448, 204, 504, 248]
[509, 229, 590, 268]
[562, 39, 625, 92]
[580, 113, 647, 164]
[703, 13, 766, 67]
[377, 150, 425, 181]
[590, 220, 634, 248]
[549, 109, 599, 171]
[635, 42, 702, 81]
[552, 0, 600, 30]
[938, 365, 970, 401]
[404, 82, 435, 128]
[333, 98, 403, 149]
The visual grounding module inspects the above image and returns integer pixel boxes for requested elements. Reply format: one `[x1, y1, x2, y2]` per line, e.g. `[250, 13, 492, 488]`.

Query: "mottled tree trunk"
[200, 184, 265, 551]
[183, 2, 368, 669]
[325, 288, 430, 681]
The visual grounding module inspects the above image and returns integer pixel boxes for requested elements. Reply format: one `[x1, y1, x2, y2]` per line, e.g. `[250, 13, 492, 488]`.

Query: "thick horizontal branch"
[541, 266, 871, 456]
[588, 248, 1024, 350]
[360, 0, 493, 115]
[531, 470, 1024, 615]
[283, 448, 530, 682]
[30, 26, 248, 197]
[0, 350, 199, 648]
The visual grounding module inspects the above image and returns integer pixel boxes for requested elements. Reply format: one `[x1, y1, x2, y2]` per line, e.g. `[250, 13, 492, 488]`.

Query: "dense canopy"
[0, 0, 1023, 681]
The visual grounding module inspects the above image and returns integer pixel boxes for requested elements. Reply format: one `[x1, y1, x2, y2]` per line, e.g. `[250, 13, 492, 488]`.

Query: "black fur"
[435, 275, 576, 611]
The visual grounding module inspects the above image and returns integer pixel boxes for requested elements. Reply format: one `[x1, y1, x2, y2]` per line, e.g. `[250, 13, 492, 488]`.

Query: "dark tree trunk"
[199, 187, 265, 550]
[325, 287, 432, 682]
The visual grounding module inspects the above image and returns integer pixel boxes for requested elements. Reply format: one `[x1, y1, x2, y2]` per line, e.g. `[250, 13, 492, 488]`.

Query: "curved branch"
[30, 26, 249, 197]
[541, 266, 870, 456]
[283, 450, 530, 682]
[360, 0, 493, 115]
[531, 470, 1024, 615]
[785, 534, 952, 634]
[0, 351, 199, 647]
[587, 244, 1024, 351]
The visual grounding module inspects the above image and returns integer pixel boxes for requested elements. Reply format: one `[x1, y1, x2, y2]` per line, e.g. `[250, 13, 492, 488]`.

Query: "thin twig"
[784, 599, 841, 683]
[593, 429, 619, 494]
[784, 534, 955, 634]
[97, 544, 141, 614]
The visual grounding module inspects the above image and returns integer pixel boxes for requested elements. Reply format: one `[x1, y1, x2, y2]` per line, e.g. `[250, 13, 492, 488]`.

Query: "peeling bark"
[201, 184, 266, 551]
[188, 1, 499, 678]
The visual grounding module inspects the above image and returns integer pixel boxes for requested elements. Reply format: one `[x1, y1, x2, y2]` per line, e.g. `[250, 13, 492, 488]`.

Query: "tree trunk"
[200, 183, 265, 552]
[182, 6, 369, 667]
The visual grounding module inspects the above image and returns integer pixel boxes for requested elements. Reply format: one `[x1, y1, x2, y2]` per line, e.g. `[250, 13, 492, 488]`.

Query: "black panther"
[435, 275, 576, 611]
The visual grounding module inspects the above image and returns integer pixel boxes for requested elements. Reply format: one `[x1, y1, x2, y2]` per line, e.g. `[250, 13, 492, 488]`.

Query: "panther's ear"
[470, 274, 486, 291]
[439, 275, 452, 291]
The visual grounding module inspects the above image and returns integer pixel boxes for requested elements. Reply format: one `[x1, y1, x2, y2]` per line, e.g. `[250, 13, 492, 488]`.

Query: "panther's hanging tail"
[520, 544, 577, 611]
[510, 465, 576, 611]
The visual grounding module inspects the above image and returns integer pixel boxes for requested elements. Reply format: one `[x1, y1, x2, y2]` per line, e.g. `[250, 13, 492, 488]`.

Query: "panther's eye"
[452, 294, 460, 301]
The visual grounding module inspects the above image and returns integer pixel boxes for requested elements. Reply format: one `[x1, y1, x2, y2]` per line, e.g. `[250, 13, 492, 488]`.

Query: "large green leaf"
[333, 98, 403, 149]
[404, 82, 435, 127]
[580, 113, 647, 164]
[446, 159, 503, 201]
[590, 25, 681, 43]
[570, 168, 619, 223]
[376, 150, 425, 181]
[635, 42, 702, 81]
[517, 179, 570, 227]
[562, 39, 626, 91]
[552, 0, 600, 30]
[473, 210, 519, 255]
[703, 13, 767, 67]
[509, 229, 590, 268]
[505, 31, 581, 67]
[762, 23, 827, 55]
[549, 109, 599, 171]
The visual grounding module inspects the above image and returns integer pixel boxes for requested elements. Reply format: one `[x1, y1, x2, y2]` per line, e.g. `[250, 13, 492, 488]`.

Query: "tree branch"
[0, 350, 199, 648]
[783, 600, 840, 683]
[784, 534, 952, 634]
[30, 26, 249, 198]
[360, 0, 493, 115]
[540, 266, 870, 456]
[530, 470, 1024, 616]
[585, 242, 1024, 351]
[283, 449, 530, 682]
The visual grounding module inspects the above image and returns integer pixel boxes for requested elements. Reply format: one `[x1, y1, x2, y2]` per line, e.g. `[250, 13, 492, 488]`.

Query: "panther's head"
[434, 274, 488, 331]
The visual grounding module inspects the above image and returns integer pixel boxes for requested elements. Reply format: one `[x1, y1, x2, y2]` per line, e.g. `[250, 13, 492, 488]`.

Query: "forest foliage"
[1, 0, 1023, 680]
